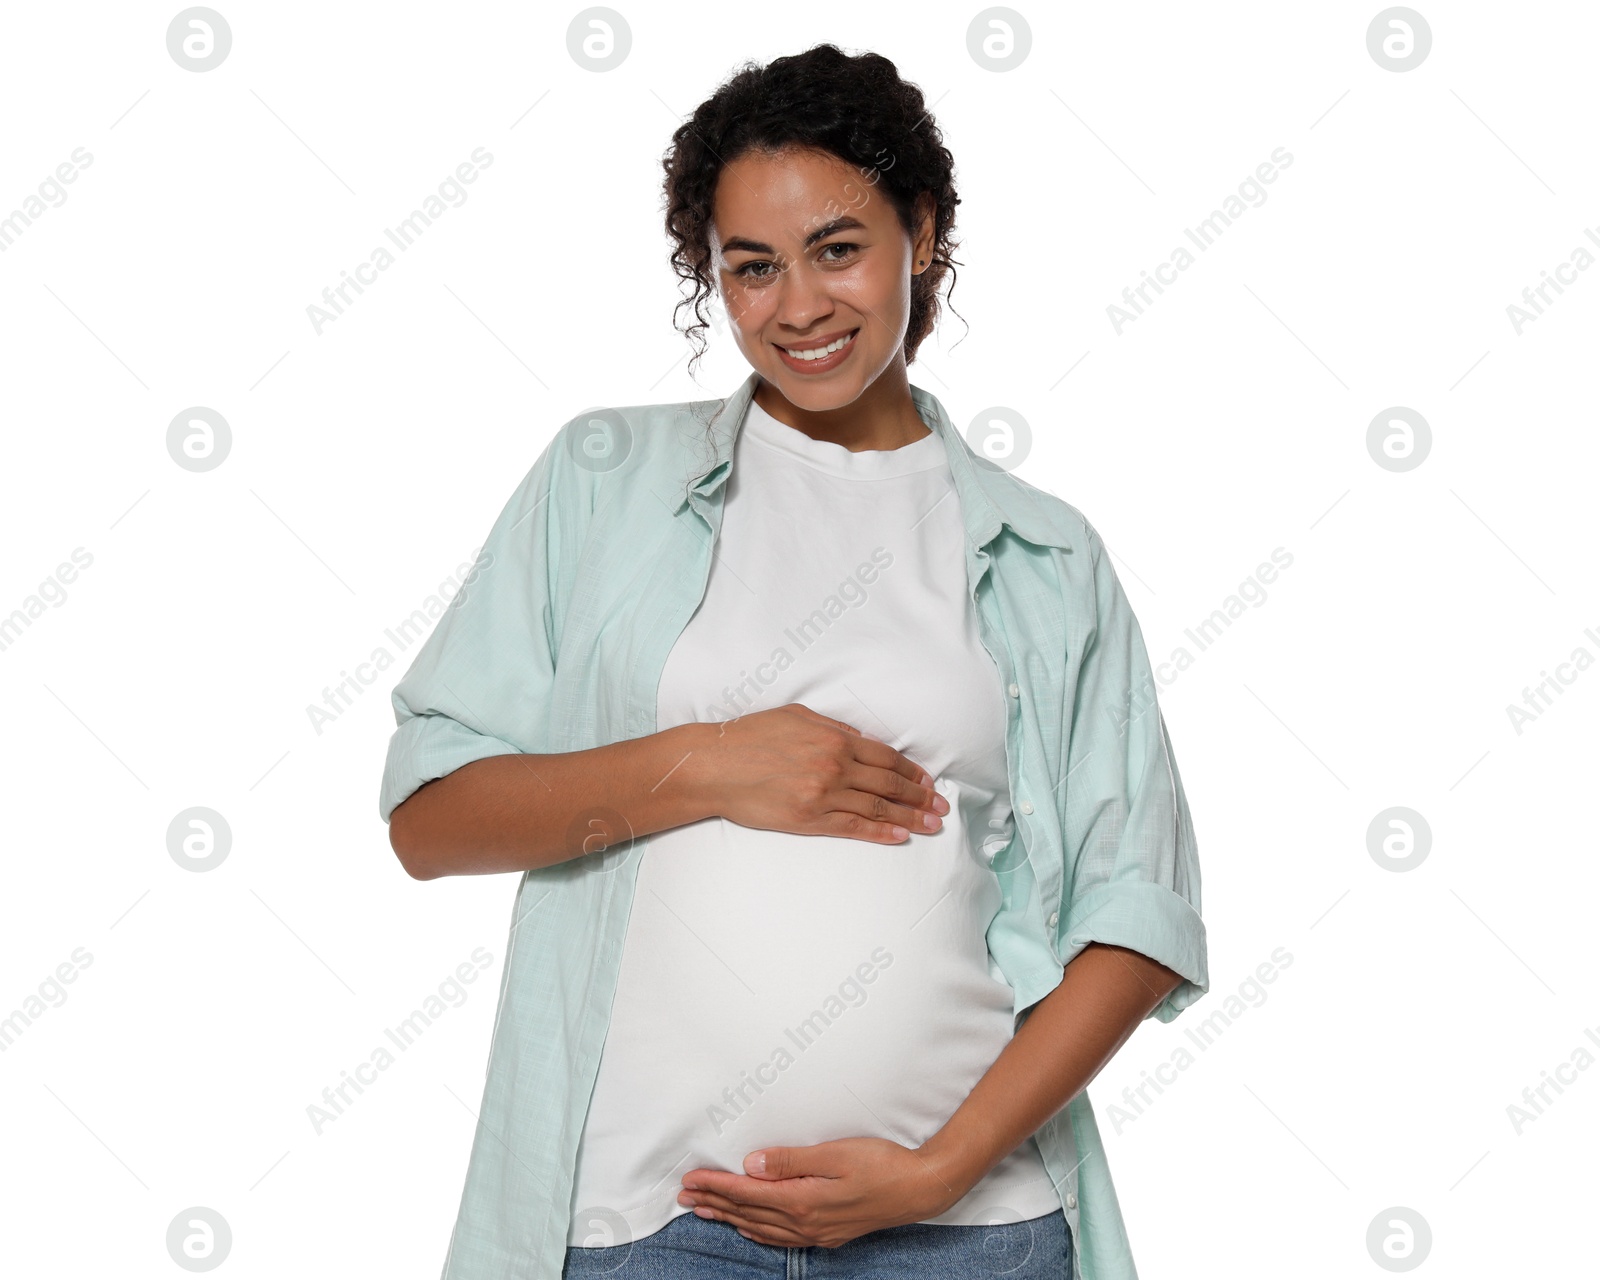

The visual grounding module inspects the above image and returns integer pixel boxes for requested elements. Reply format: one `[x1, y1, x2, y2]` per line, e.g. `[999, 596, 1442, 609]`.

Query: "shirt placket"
[968, 540, 1084, 1280]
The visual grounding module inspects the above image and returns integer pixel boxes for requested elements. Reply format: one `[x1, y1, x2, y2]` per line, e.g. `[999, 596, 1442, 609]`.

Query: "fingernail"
[932, 795, 950, 815]
[745, 1152, 766, 1175]
[922, 811, 940, 830]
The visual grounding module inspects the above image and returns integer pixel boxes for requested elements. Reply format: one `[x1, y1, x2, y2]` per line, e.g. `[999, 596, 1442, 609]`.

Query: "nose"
[772, 259, 834, 333]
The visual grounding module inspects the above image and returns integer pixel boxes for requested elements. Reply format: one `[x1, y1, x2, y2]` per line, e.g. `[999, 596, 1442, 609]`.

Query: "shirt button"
[1007, 682, 1020, 697]
[1047, 911, 1059, 928]
[1019, 801, 1033, 815]
[1066, 1193, 1077, 1210]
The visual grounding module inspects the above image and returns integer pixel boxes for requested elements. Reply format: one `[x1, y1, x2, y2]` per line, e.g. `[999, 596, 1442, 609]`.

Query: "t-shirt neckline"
[741, 395, 947, 479]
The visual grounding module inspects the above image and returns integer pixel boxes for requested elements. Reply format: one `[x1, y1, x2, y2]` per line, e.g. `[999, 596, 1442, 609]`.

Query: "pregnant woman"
[380, 44, 1209, 1280]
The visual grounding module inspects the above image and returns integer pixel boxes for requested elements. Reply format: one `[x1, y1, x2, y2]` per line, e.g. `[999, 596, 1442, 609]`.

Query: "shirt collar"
[669, 369, 1076, 556]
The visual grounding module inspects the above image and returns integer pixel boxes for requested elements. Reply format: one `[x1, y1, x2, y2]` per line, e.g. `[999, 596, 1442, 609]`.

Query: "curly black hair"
[661, 44, 964, 381]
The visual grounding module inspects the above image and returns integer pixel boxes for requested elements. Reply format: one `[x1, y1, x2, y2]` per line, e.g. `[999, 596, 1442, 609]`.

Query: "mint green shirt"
[379, 369, 1209, 1280]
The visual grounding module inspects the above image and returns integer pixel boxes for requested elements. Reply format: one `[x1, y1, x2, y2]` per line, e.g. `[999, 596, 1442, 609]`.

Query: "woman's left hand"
[676, 1136, 964, 1248]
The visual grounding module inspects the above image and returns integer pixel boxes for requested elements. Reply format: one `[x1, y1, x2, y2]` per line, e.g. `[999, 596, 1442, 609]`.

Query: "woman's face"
[709, 146, 933, 413]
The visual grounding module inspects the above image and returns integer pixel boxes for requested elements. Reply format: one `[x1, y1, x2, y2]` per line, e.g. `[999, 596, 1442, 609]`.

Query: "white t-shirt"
[567, 394, 1061, 1246]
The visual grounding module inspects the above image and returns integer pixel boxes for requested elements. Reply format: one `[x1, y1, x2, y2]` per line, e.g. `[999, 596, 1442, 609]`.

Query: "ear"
[912, 192, 937, 271]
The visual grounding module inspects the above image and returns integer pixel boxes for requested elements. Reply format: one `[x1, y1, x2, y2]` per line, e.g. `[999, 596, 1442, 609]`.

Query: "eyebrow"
[719, 216, 868, 257]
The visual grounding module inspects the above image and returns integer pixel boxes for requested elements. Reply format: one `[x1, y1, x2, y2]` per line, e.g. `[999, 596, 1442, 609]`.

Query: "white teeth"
[781, 330, 855, 360]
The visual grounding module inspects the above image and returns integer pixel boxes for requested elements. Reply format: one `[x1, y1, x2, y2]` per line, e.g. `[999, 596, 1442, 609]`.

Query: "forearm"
[389, 721, 718, 878]
[916, 942, 1183, 1209]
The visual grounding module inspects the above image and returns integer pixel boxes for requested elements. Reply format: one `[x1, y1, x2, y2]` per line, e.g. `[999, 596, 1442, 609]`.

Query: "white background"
[1, 1, 1594, 1276]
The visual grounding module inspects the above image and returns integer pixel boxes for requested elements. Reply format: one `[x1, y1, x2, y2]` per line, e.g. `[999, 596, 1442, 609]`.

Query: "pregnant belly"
[574, 785, 1020, 1213]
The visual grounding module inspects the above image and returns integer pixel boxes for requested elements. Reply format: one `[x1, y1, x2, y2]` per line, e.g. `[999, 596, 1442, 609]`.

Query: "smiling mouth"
[774, 328, 859, 361]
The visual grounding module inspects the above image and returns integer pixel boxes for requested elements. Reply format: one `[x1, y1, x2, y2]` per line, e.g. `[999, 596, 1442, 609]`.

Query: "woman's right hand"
[687, 703, 950, 844]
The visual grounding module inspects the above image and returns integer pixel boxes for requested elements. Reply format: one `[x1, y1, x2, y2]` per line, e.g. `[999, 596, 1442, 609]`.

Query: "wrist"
[913, 1128, 986, 1217]
[665, 721, 724, 825]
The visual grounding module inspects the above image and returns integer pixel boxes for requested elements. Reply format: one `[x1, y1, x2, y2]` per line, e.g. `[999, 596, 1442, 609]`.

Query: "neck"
[752, 368, 931, 453]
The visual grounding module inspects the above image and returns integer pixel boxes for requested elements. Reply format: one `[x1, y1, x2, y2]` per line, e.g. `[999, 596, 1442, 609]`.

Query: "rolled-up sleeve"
[1057, 522, 1209, 1023]
[377, 421, 580, 825]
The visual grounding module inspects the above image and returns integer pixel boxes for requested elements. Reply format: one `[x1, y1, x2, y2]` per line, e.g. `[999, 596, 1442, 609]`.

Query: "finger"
[683, 1191, 792, 1227]
[814, 809, 915, 844]
[690, 1203, 810, 1247]
[846, 734, 938, 796]
[733, 1220, 811, 1248]
[680, 1173, 799, 1213]
[844, 761, 940, 819]
[832, 791, 943, 841]
[784, 703, 862, 736]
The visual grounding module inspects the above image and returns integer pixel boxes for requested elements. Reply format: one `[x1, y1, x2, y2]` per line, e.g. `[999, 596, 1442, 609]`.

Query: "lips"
[773, 327, 859, 356]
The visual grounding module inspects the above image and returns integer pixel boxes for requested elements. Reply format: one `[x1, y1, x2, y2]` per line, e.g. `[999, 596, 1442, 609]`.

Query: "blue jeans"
[562, 1207, 1073, 1278]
